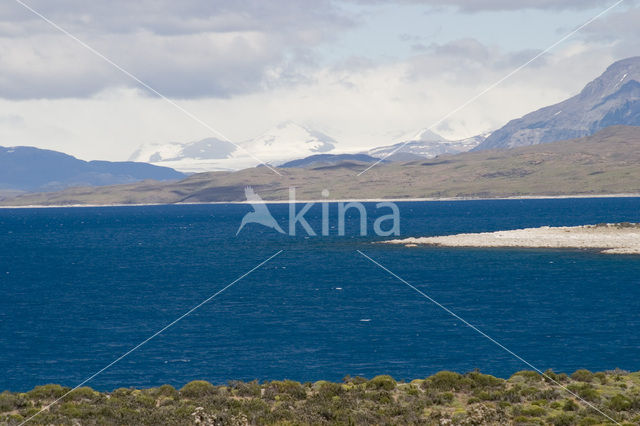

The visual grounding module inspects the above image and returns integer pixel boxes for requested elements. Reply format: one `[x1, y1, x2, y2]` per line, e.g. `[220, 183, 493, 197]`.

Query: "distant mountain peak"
[242, 121, 336, 156]
[476, 56, 640, 150]
[129, 137, 236, 163]
[369, 132, 487, 161]
[129, 122, 338, 173]
[398, 128, 446, 143]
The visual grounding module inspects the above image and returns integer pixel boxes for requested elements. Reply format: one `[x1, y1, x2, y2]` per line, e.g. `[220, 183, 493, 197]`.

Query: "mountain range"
[368, 130, 488, 161]
[476, 56, 640, 150]
[0, 146, 184, 195]
[132, 56, 640, 172]
[129, 121, 336, 173]
[5, 125, 640, 206]
[129, 122, 488, 172]
[4, 56, 640, 203]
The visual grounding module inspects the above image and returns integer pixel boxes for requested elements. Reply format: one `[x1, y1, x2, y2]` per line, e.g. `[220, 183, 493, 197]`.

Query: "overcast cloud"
[350, 0, 621, 12]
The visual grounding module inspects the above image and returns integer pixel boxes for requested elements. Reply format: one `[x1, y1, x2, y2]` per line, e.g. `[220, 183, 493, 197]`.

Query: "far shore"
[383, 223, 640, 255]
[1, 192, 640, 209]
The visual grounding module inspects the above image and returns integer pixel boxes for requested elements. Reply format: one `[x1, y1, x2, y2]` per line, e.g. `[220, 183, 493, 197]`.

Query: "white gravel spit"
[383, 224, 640, 255]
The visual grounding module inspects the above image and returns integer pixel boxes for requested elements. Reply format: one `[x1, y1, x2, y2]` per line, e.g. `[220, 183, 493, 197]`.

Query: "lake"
[1, 197, 639, 391]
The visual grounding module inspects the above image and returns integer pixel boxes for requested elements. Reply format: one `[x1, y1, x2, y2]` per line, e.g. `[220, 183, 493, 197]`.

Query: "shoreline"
[1, 192, 640, 209]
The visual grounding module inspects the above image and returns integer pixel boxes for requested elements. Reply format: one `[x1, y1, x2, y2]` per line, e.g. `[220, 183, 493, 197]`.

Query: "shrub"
[26, 384, 69, 400]
[148, 384, 178, 398]
[0, 391, 20, 412]
[563, 399, 579, 411]
[571, 369, 594, 383]
[499, 389, 522, 403]
[466, 371, 504, 388]
[609, 394, 632, 411]
[342, 375, 367, 385]
[367, 375, 396, 391]
[68, 387, 99, 402]
[543, 369, 561, 383]
[111, 387, 134, 398]
[268, 380, 307, 400]
[179, 380, 215, 398]
[517, 405, 545, 417]
[229, 380, 261, 397]
[315, 381, 343, 399]
[550, 413, 576, 426]
[511, 371, 542, 382]
[424, 371, 469, 391]
[567, 383, 599, 402]
[439, 392, 454, 403]
[520, 386, 539, 398]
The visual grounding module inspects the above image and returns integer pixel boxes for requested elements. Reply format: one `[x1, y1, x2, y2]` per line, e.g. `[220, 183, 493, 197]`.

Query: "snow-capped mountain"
[368, 130, 488, 161]
[129, 138, 240, 173]
[129, 122, 337, 173]
[244, 121, 335, 159]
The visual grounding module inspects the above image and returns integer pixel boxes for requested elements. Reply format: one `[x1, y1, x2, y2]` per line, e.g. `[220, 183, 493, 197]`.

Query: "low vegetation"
[2, 369, 640, 425]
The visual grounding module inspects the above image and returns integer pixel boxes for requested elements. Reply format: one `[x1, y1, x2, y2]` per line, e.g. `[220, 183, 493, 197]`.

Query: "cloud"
[579, 5, 640, 49]
[0, 34, 621, 163]
[1, 0, 634, 100]
[0, 0, 352, 99]
[347, 0, 631, 12]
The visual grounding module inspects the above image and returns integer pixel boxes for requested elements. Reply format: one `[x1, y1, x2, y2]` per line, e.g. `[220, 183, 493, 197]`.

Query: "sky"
[0, 0, 639, 161]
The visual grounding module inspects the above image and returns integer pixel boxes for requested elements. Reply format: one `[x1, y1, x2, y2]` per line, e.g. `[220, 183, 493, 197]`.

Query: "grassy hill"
[3, 126, 640, 206]
[2, 369, 639, 425]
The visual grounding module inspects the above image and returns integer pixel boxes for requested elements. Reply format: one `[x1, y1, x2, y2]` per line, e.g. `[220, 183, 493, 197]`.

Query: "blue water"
[1, 198, 640, 392]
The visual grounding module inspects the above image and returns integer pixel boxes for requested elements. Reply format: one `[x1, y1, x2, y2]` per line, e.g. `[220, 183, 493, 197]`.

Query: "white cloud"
[349, 0, 635, 12]
[0, 37, 622, 161]
[0, 0, 350, 99]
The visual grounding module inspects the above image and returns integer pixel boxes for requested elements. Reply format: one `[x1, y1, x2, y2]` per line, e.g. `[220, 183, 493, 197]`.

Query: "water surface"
[1, 198, 639, 391]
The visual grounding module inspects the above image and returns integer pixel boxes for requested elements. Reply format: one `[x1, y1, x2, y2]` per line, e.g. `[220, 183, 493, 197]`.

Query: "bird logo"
[236, 187, 285, 235]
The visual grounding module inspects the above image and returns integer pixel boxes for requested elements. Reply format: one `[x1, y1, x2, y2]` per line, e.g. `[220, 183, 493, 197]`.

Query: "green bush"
[424, 371, 470, 391]
[550, 413, 576, 426]
[439, 392, 454, 404]
[0, 391, 20, 412]
[466, 371, 504, 388]
[567, 383, 599, 402]
[367, 375, 396, 391]
[148, 384, 178, 398]
[563, 399, 579, 411]
[68, 386, 98, 401]
[268, 380, 307, 400]
[571, 369, 594, 382]
[609, 394, 632, 411]
[229, 380, 261, 397]
[26, 384, 69, 400]
[593, 372, 607, 385]
[179, 380, 216, 398]
[315, 381, 343, 399]
[578, 417, 600, 425]
[516, 405, 545, 417]
[342, 375, 367, 385]
[511, 371, 542, 382]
